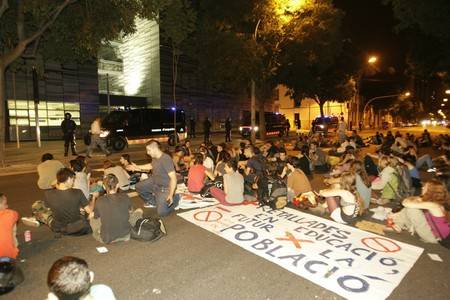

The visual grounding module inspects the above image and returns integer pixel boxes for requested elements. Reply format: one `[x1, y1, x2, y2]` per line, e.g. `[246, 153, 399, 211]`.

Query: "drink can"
[24, 230, 32, 242]
[386, 217, 394, 227]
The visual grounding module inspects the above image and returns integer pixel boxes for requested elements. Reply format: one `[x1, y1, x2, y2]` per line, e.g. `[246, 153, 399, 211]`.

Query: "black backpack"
[260, 178, 288, 210]
[200, 180, 223, 198]
[131, 217, 166, 242]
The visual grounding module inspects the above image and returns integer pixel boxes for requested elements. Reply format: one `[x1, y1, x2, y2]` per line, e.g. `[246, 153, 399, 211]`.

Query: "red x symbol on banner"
[276, 232, 314, 249]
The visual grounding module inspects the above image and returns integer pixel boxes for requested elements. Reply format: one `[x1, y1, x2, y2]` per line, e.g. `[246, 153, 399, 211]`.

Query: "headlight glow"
[254, 126, 259, 132]
[239, 126, 243, 131]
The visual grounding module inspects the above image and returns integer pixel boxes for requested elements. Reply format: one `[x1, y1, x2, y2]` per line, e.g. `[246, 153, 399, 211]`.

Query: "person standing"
[203, 117, 212, 143]
[87, 117, 110, 158]
[61, 113, 77, 157]
[285, 119, 291, 137]
[338, 117, 347, 142]
[189, 117, 196, 138]
[225, 117, 232, 142]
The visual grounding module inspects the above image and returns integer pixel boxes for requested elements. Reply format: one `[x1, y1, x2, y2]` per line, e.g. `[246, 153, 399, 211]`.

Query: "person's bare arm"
[126, 163, 152, 172]
[167, 171, 177, 205]
[205, 169, 215, 181]
[402, 197, 444, 215]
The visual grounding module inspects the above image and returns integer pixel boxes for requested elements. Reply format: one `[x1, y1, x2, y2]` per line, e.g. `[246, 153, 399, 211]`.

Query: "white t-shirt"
[37, 160, 65, 189]
[74, 171, 90, 199]
[104, 166, 130, 190]
[203, 157, 214, 171]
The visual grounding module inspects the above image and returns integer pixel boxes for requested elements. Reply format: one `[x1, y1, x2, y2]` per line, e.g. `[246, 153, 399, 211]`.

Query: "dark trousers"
[63, 133, 76, 155]
[204, 131, 210, 143]
[225, 130, 231, 142]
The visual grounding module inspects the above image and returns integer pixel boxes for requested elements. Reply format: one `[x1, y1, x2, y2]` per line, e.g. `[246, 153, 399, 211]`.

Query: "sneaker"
[21, 217, 40, 227]
[143, 202, 156, 208]
[427, 168, 437, 173]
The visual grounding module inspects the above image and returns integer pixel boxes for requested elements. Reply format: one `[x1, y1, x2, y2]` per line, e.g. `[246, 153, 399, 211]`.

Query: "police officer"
[203, 117, 212, 143]
[61, 113, 77, 156]
[225, 117, 232, 142]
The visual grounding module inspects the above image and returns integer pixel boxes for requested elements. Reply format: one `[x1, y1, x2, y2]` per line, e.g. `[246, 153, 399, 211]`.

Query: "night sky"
[334, 0, 408, 98]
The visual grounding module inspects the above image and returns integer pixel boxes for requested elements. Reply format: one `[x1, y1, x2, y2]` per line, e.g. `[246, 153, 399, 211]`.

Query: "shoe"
[143, 202, 156, 208]
[427, 168, 436, 173]
[21, 217, 40, 227]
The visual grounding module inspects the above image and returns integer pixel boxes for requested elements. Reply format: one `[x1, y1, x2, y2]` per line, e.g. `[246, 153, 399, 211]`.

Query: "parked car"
[311, 116, 339, 134]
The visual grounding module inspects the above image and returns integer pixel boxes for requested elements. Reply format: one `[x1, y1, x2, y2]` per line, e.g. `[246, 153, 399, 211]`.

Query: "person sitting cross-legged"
[46, 256, 116, 300]
[88, 174, 143, 244]
[0, 193, 19, 259]
[210, 160, 244, 206]
[187, 153, 216, 193]
[30, 168, 92, 236]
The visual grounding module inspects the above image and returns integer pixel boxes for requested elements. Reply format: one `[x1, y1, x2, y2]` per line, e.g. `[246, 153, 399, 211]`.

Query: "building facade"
[274, 85, 349, 130]
[4, 18, 250, 141]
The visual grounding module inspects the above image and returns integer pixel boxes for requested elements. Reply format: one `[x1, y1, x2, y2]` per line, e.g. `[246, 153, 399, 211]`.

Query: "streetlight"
[444, 98, 448, 102]
[355, 55, 379, 129]
[446, 89, 450, 95]
[368, 56, 378, 64]
[362, 92, 411, 127]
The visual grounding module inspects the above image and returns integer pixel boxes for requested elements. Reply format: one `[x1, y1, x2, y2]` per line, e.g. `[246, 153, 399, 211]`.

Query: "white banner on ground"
[178, 204, 423, 300]
[176, 184, 219, 209]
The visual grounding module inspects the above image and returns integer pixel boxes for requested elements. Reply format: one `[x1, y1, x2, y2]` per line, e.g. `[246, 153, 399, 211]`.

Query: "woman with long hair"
[350, 160, 371, 209]
[319, 172, 365, 224]
[391, 180, 449, 244]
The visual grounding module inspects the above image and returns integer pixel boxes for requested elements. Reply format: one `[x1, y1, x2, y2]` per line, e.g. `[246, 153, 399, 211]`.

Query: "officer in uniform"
[61, 113, 77, 156]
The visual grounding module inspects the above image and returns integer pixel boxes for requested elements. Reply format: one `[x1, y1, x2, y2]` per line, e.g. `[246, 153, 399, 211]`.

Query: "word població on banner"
[178, 205, 423, 300]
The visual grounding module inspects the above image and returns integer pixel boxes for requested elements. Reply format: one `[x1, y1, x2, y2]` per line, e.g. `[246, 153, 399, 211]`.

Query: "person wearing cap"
[61, 112, 77, 156]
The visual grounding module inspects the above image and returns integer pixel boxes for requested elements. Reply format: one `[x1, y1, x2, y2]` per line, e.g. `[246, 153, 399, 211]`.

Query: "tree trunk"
[0, 65, 6, 167]
[258, 98, 266, 140]
[319, 101, 325, 117]
[172, 48, 178, 146]
[250, 79, 256, 144]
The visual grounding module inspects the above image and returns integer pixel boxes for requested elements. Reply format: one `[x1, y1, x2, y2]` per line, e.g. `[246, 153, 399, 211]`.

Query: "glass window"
[28, 101, 47, 110]
[7, 100, 15, 109]
[16, 110, 29, 117]
[16, 101, 28, 109]
[47, 102, 64, 110]
[64, 103, 80, 110]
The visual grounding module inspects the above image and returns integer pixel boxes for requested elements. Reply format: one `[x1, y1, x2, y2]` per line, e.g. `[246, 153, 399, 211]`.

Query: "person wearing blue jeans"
[135, 177, 180, 216]
[416, 154, 433, 170]
[127, 140, 180, 217]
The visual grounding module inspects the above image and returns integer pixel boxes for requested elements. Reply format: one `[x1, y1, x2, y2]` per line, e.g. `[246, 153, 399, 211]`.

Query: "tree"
[386, 0, 450, 83]
[153, 0, 196, 145]
[276, 3, 355, 117]
[191, 0, 346, 141]
[0, 0, 157, 165]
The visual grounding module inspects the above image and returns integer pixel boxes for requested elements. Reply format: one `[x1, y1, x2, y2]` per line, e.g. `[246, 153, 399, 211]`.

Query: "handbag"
[425, 213, 450, 249]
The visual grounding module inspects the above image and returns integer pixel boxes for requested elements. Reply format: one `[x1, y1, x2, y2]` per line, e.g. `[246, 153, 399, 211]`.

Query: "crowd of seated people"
[3, 127, 449, 297]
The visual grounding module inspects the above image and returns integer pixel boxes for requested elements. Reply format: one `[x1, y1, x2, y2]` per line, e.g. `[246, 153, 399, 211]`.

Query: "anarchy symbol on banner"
[361, 237, 401, 253]
[194, 210, 223, 222]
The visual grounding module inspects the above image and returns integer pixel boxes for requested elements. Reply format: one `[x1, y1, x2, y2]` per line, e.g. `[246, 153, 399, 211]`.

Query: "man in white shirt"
[37, 153, 65, 190]
[87, 118, 110, 157]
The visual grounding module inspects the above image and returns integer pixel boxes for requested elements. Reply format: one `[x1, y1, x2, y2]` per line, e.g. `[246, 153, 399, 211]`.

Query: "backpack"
[262, 178, 288, 210]
[131, 217, 166, 242]
[200, 180, 223, 198]
[386, 170, 412, 202]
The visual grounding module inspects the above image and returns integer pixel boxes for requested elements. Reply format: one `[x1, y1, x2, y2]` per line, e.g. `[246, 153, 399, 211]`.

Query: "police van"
[101, 108, 186, 150]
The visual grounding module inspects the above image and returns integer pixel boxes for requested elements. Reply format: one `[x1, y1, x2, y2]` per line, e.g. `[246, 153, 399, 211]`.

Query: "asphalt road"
[2, 161, 450, 299]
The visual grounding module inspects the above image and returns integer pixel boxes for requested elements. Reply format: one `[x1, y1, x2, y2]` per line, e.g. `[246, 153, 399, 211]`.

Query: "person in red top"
[187, 153, 215, 193]
[0, 193, 19, 259]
